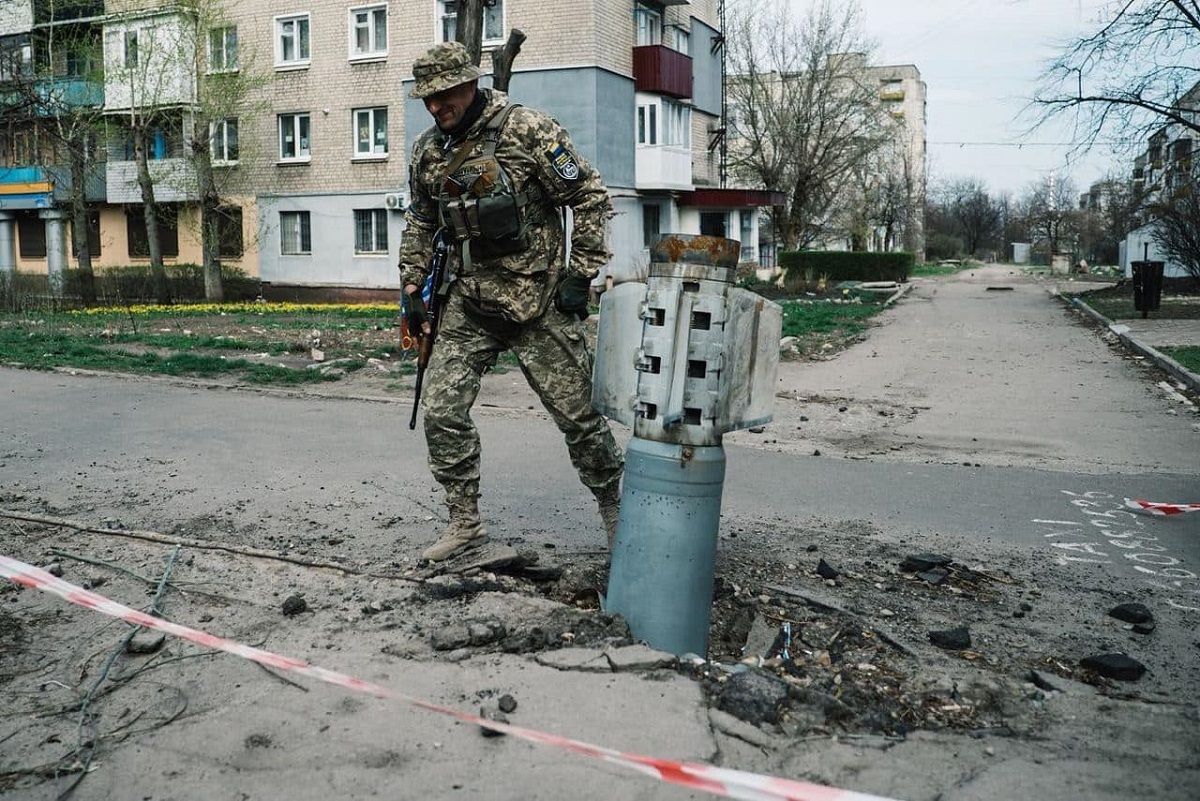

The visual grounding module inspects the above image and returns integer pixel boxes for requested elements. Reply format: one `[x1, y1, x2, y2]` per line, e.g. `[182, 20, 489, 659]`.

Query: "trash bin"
[1132, 261, 1165, 318]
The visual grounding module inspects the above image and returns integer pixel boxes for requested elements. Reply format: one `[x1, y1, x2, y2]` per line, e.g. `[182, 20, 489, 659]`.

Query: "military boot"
[593, 483, 621, 549]
[422, 497, 488, 562]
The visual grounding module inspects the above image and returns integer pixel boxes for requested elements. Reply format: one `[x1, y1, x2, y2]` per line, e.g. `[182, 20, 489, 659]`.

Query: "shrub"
[0, 264, 261, 310]
[779, 251, 914, 283]
[926, 233, 965, 262]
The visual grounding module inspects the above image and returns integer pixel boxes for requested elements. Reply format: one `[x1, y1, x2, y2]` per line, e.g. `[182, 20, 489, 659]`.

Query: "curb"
[884, 282, 914, 308]
[1055, 292, 1200, 394]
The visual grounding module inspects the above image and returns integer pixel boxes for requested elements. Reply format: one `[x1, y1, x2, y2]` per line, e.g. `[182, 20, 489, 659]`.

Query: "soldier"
[399, 42, 623, 562]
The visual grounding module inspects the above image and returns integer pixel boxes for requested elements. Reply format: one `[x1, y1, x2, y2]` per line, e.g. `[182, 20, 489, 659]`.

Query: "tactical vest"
[437, 104, 542, 269]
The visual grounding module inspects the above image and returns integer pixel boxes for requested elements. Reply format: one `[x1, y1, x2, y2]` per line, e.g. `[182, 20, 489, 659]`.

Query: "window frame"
[634, 5, 662, 47]
[277, 112, 312, 163]
[208, 25, 239, 73]
[353, 208, 389, 255]
[210, 117, 239, 165]
[351, 106, 388, 160]
[274, 13, 311, 70]
[126, 205, 180, 259]
[123, 29, 139, 69]
[279, 210, 312, 255]
[669, 24, 690, 55]
[348, 3, 388, 61]
[436, 0, 505, 47]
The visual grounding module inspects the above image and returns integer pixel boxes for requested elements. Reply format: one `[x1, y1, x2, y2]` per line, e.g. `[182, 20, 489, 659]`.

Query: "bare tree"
[1150, 187, 1200, 280]
[452, 0, 525, 91]
[727, 0, 892, 248]
[946, 178, 1000, 257]
[1024, 174, 1080, 259]
[1033, 0, 1200, 148]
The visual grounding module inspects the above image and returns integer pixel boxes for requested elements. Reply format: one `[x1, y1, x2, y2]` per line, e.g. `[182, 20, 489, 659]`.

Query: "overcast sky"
[841, 0, 1120, 197]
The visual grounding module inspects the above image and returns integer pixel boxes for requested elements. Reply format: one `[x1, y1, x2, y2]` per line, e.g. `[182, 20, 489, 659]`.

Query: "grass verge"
[780, 298, 885, 357]
[1161, 346, 1200, 373]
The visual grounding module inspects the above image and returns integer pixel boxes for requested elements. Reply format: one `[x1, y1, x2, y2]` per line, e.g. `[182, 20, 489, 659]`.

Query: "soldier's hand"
[404, 285, 431, 335]
[556, 275, 592, 320]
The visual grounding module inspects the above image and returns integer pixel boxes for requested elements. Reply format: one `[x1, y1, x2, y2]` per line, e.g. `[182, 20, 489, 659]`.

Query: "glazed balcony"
[632, 44, 692, 100]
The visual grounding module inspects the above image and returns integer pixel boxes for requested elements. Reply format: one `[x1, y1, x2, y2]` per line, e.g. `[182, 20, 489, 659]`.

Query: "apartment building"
[0, 0, 779, 292]
[1120, 79, 1198, 278]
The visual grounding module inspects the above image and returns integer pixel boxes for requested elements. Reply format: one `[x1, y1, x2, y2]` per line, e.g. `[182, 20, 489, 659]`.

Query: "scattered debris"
[901, 554, 952, 573]
[281, 594, 307, 616]
[718, 669, 790, 726]
[928, 626, 971, 651]
[478, 706, 509, 738]
[1080, 653, 1147, 682]
[1108, 603, 1153, 625]
[605, 644, 676, 672]
[497, 694, 518, 714]
[916, 567, 949, 586]
[125, 630, 166, 654]
[816, 559, 839, 580]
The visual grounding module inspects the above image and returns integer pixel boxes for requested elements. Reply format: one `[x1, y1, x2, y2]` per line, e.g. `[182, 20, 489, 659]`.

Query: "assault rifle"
[408, 229, 451, 430]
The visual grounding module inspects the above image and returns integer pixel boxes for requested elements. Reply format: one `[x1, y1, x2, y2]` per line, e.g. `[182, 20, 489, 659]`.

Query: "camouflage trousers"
[422, 289, 624, 507]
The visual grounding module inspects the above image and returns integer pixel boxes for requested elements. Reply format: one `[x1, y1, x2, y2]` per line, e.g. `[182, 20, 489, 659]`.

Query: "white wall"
[0, 0, 32, 37]
[1122, 223, 1191, 278]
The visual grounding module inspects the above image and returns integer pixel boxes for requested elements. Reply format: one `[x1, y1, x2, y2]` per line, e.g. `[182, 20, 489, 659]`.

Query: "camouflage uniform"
[399, 47, 623, 530]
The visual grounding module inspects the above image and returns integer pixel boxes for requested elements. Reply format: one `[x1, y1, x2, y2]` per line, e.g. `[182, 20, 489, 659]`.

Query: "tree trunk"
[490, 29, 526, 92]
[68, 144, 96, 305]
[133, 122, 168, 303]
[191, 119, 224, 301]
[455, 0, 484, 66]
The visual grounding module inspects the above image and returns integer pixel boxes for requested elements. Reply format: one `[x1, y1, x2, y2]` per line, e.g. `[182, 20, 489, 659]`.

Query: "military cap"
[410, 42, 482, 99]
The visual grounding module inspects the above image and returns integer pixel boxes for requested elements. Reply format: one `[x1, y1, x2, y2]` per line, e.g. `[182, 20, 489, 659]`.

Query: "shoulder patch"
[548, 143, 580, 181]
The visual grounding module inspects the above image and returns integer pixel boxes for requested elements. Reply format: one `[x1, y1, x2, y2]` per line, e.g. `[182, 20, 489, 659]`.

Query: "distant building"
[1120, 80, 1198, 278]
[0, 0, 783, 293]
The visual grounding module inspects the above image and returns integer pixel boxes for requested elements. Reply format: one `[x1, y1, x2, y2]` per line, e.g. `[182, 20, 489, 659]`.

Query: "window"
[638, 99, 690, 147]
[280, 210, 311, 255]
[662, 99, 690, 147]
[642, 203, 661, 249]
[1, 39, 33, 83]
[635, 5, 661, 46]
[349, 4, 387, 59]
[637, 103, 657, 145]
[700, 211, 727, 238]
[217, 206, 243, 258]
[353, 107, 388, 158]
[210, 118, 239, 163]
[669, 25, 690, 55]
[209, 25, 238, 71]
[275, 14, 311, 68]
[126, 205, 180, 258]
[438, 0, 504, 45]
[278, 113, 311, 161]
[354, 209, 388, 253]
[17, 214, 46, 259]
[123, 29, 138, 68]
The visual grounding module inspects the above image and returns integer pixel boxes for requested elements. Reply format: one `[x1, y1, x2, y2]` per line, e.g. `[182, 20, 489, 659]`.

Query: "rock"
[805, 544, 819, 553]
[431, 623, 472, 651]
[815, 559, 839, 580]
[838, 406, 848, 413]
[917, 567, 949, 585]
[45, 562, 64, 577]
[718, 669, 790, 726]
[779, 336, 799, 351]
[466, 621, 507, 647]
[518, 564, 564, 582]
[901, 553, 952, 573]
[126, 630, 166, 654]
[535, 647, 611, 672]
[281, 595, 307, 616]
[605, 644, 676, 672]
[1019, 602, 1034, 612]
[479, 706, 509, 738]
[1108, 602, 1153, 625]
[198, 613, 214, 623]
[1080, 653, 1147, 681]
[1133, 622, 1157, 635]
[748, 426, 765, 434]
[799, 415, 809, 422]
[708, 709, 776, 748]
[741, 614, 780, 659]
[497, 694, 518, 714]
[929, 626, 971, 650]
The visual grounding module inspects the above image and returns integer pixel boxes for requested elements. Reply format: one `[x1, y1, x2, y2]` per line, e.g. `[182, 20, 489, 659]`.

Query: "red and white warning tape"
[0, 555, 898, 801]
[1125, 498, 1200, 516]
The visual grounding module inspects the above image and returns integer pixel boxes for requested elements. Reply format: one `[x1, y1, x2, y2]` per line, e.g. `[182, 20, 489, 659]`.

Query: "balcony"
[636, 145, 692, 191]
[106, 158, 197, 203]
[0, 166, 54, 209]
[633, 45, 692, 100]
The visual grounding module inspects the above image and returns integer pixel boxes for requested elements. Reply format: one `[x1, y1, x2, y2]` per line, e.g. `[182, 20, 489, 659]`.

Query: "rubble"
[281, 594, 307, 616]
[1080, 653, 1147, 681]
[901, 553, 952, 572]
[535, 647, 611, 672]
[497, 694, 518, 714]
[928, 626, 972, 650]
[815, 559, 839, 580]
[1107, 602, 1153, 625]
[718, 669, 791, 726]
[605, 644, 676, 672]
[126, 630, 166, 654]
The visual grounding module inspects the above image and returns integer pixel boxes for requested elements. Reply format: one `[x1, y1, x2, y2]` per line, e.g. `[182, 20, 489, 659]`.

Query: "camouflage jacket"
[398, 89, 612, 323]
